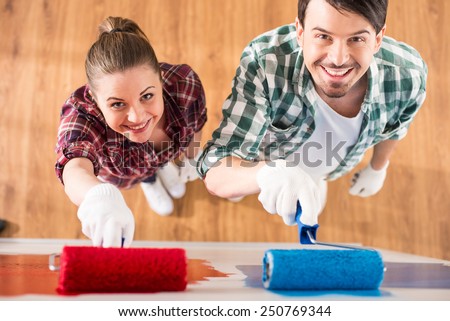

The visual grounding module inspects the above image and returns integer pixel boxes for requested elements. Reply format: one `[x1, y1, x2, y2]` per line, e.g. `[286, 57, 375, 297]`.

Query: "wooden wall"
[1, 0, 449, 260]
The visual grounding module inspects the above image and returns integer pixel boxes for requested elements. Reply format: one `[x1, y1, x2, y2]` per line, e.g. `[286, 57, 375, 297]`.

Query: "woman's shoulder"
[160, 62, 202, 85]
[160, 63, 206, 112]
[64, 85, 91, 109]
[61, 85, 105, 124]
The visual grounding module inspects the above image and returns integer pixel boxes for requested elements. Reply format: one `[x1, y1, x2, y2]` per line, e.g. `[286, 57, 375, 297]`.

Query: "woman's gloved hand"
[77, 183, 135, 247]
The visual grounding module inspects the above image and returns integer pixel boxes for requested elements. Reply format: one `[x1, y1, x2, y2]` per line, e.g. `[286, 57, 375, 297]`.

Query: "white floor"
[1, 238, 449, 301]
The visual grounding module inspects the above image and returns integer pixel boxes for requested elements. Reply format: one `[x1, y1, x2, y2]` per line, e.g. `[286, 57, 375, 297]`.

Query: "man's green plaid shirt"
[199, 24, 427, 181]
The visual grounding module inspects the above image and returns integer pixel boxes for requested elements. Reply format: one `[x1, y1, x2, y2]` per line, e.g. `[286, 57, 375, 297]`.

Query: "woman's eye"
[111, 102, 125, 109]
[142, 93, 154, 101]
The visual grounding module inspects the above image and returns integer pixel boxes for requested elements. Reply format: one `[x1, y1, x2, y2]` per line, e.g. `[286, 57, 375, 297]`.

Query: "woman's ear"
[88, 90, 96, 103]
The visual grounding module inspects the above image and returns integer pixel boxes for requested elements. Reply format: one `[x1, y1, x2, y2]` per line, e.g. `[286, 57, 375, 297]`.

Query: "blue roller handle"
[295, 201, 319, 244]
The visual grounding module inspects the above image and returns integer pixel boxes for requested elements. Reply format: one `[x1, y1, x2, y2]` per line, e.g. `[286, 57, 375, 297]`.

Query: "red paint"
[0, 254, 231, 296]
[187, 259, 232, 283]
[0, 254, 58, 295]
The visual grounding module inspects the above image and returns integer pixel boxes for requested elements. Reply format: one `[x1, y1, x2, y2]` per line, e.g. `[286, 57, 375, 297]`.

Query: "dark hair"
[297, 0, 388, 34]
[85, 16, 161, 90]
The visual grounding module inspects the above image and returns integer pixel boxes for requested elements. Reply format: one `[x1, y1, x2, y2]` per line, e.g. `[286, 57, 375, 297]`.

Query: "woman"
[55, 17, 206, 247]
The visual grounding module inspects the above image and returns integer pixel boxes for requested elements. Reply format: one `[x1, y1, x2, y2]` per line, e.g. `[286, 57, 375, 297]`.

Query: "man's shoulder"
[246, 24, 299, 57]
[377, 36, 427, 72]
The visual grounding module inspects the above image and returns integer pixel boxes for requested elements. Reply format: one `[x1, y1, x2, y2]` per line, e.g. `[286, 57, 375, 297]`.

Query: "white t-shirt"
[287, 89, 364, 180]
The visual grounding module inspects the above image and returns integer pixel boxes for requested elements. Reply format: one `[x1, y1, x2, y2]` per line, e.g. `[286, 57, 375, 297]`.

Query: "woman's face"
[90, 64, 164, 143]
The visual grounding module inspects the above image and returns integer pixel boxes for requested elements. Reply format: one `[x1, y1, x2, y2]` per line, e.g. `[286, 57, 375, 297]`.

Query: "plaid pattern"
[198, 24, 427, 180]
[55, 63, 207, 189]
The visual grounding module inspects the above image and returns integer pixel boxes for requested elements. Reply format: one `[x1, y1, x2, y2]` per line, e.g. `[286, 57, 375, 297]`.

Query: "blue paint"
[236, 261, 450, 297]
[382, 262, 450, 288]
[236, 265, 386, 297]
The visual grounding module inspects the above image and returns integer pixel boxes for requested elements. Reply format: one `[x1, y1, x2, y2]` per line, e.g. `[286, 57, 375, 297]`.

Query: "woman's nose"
[127, 104, 145, 123]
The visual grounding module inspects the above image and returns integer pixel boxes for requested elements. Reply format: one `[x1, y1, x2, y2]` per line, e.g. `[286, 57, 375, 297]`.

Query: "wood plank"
[0, 0, 448, 260]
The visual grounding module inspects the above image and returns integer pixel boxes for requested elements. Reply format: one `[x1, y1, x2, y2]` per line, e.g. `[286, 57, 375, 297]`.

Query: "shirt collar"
[364, 56, 381, 105]
[82, 85, 106, 121]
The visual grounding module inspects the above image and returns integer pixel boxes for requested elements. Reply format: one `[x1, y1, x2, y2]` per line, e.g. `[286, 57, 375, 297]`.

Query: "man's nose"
[327, 41, 350, 67]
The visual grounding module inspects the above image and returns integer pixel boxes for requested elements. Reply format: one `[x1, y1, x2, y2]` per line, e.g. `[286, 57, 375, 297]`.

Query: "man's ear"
[295, 17, 304, 45]
[374, 25, 386, 52]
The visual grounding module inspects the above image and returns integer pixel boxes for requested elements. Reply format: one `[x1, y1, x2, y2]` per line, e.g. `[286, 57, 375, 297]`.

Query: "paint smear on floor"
[236, 261, 450, 297]
[0, 254, 57, 295]
[381, 262, 450, 288]
[187, 258, 231, 283]
[0, 254, 230, 296]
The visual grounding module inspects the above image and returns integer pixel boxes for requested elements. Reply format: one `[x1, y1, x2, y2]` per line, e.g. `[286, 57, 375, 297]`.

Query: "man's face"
[296, 0, 385, 99]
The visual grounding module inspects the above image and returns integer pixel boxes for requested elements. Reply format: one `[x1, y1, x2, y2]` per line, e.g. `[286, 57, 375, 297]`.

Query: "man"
[198, 0, 427, 227]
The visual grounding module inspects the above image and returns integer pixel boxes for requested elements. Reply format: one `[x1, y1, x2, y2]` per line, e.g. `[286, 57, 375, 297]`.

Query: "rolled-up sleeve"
[55, 103, 104, 184]
[198, 43, 271, 177]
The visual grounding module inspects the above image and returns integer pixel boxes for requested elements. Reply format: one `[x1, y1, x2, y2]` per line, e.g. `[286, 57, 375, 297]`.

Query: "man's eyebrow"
[312, 27, 371, 36]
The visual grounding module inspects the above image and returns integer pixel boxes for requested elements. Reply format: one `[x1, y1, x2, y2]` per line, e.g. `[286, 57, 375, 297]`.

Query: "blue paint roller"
[262, 202, 385, 290]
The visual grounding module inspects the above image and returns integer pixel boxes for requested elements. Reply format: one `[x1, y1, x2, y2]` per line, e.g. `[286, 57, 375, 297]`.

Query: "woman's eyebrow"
[140, 86, 156, 95]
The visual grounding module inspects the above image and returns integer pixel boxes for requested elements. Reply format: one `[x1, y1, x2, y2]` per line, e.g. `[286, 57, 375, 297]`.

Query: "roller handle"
[295, 201, 319, 244]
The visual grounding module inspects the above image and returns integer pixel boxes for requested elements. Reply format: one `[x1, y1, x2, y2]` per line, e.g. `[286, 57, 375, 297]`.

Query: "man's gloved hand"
[179, 149, 203, 183]
[349, 161, 389, 197]
[77, 183, 135, 247]
[256, 159, 321, 226]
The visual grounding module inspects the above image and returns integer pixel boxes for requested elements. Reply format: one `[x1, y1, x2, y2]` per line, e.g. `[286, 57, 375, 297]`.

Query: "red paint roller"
[49, 246, 187, 295]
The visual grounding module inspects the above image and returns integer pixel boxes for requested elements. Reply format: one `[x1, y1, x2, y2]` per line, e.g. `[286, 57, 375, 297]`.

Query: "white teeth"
[324, 67, 351, 76]
[128, 119, 150, 130]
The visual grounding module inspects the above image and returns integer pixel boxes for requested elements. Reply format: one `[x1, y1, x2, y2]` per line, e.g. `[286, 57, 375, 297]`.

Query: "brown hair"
[85, 16, 161, 91]
[297, 0, 388, 34]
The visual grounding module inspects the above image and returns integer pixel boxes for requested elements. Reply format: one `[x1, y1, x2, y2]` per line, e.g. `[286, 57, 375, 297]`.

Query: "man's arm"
[371, 139, 399, 170]
[205, 157, 322, 226]
[203, 156, 266, 199]
[349, 139, 399, 197]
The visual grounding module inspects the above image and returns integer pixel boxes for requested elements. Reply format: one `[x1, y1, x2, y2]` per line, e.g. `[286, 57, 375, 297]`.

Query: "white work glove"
[179, 149, 203, 183]
[349, 161, 389, 197]
[256, 159, 322, 226]
[77, 183, 135, 247]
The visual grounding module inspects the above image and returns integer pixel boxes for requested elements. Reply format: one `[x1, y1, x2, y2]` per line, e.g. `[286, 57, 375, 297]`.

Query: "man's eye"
[350, 37, 364, 42]
[317, 34, 331, 40]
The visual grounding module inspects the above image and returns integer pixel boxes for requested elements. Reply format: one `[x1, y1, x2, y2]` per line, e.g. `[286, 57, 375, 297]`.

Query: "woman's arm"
[62, 157, 102, 206]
